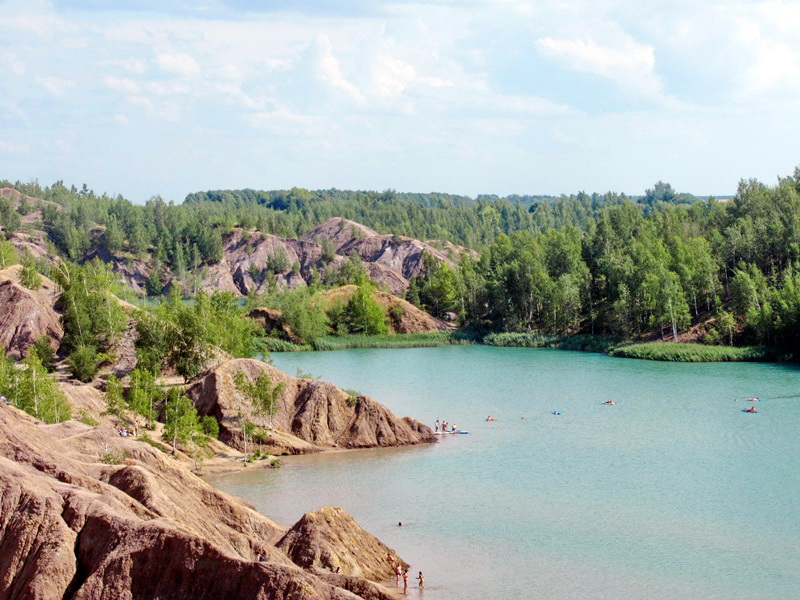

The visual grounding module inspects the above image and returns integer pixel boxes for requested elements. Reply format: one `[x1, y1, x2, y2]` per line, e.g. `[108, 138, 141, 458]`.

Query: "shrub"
[77, 411, 99, 426]
[68, 344, 99, 382]
[20, 255, 42, 290]
[99, 448, 130, 465]
[30, 336, 56, 372]
[201, 415, 220, 439]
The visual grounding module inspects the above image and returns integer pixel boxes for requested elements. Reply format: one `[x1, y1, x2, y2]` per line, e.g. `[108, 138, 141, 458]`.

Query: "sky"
[1, 0, 799, 203]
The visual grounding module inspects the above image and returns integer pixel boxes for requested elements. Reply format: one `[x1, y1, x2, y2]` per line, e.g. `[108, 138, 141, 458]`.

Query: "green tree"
[103, 374, 127, 424]
[0, 240, 18, 268]
[67, 344, 99, 382]
[0, 351, 71, 423]
[128, 368, 160, 429]
[29, 336, 56, 372]
[162, 388, 200, 454]
[343, 285, 389, 335]
[234, 370, 284, 430]
[20, 254, 42, 290]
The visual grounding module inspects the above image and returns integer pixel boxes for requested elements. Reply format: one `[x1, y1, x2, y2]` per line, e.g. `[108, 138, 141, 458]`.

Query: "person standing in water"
[403, 570, 409, 594]
[417, 571, 425, 589]
[434, 419, 440, 433]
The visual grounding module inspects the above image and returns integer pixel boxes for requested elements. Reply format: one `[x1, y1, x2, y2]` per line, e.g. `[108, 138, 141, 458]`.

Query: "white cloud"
[35, 75, 74, 97]
[0, 140, 29, 155]
[369, 53, 417, 99]
[0, 51, 26, 76]
[154, 52, 200, 75]
[309, 35, 366, 105]
[104, 75, 140, 94]
[536, 36, 663, 96]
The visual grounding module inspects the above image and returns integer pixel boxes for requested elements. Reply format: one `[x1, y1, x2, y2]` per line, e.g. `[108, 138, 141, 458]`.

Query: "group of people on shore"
[386, 554, 423, 594]
[434, 419, 457, 433]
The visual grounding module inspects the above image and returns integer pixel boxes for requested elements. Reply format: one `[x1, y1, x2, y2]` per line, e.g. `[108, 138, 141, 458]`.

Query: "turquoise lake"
[209, 347, 800, 599]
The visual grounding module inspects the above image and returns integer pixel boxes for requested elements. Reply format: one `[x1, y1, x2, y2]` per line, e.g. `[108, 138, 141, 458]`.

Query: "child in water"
[417, 571, 425, 589]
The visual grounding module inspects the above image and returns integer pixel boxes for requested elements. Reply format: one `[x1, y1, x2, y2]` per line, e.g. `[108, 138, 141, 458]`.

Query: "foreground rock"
[0, 264, 62, 359]
[187, 358, 435, 454]
[278, 508, 407, 581]
[0, 404, 403, 599]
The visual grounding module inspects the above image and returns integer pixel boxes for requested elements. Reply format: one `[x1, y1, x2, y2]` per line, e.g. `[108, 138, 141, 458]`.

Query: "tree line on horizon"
[407, 170, 800, 356]
[1, 170, 799, 357]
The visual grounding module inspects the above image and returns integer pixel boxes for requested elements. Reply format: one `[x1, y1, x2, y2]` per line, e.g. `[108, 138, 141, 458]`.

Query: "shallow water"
[209, 347, 800, 600]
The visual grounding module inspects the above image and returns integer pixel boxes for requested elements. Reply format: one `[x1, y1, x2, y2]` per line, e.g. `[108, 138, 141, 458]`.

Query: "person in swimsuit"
[435, 419, 440, 433]
[403, 570, 409, 594]
[417, 571, 424, 589]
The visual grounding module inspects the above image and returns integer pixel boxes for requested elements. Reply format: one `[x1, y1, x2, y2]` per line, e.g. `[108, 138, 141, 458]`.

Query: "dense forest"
[1, 169, 799, 359]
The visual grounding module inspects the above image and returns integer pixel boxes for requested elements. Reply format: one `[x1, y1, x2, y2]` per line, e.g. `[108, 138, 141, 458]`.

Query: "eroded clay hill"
[0, 265, 63, 359]
[0, 188, 466, 298]
[187, 358, 435, 454]
[304, 217, 458, 294]
[0, 404, 405, 599]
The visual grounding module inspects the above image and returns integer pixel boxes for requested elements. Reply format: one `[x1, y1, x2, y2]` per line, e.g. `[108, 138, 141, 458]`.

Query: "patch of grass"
[311, 331, 474, 351]
[76, 411, 99, 427]
[262, 338, 311, 352]
[137, 433, 165, 451]
[99, 449, 130, 465]
[483, 332, 619, 353]
[343, 389, 362, 406]
[608, 342, 772, 362]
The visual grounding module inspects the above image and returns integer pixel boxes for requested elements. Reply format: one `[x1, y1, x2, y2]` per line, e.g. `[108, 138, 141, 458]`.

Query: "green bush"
[68, 344, 100, 382]
[76, 411, 99, 426]
[99, 449, 130, 465]
[201, 415, 220, 439]
[30, 336, 56, 372]
[483, 332, 618, 353]
[20, 255, 42, 290]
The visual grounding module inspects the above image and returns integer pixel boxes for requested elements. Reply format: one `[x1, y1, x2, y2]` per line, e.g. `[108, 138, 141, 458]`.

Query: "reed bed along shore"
[310, 331, 474, 351]
[608, 342, 772, 362]
[264, 330, 776, 363]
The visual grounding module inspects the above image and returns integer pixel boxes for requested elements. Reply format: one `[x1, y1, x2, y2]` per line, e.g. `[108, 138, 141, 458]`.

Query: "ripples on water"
[210, 347, 800, 600]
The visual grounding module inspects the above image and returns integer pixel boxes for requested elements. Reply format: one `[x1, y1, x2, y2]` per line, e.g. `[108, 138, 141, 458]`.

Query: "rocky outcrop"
[246, 306, 300, 342]
[186, 359, 435, 454]
[277, 507, 407, 581]
[0, 265, 62, 359]
[0, 186, 61, 227]
[0, 403, 404, 599]
[323, 285, 451, 333]
[92, 217, 467, 298]
[304, 217, 458, 294]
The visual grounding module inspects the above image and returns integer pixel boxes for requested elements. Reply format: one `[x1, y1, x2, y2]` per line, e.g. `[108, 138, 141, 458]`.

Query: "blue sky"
[1, 0, 798, 202]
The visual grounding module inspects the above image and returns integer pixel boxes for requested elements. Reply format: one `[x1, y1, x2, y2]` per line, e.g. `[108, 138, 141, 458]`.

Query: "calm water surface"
[209, 347, 800, 600]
